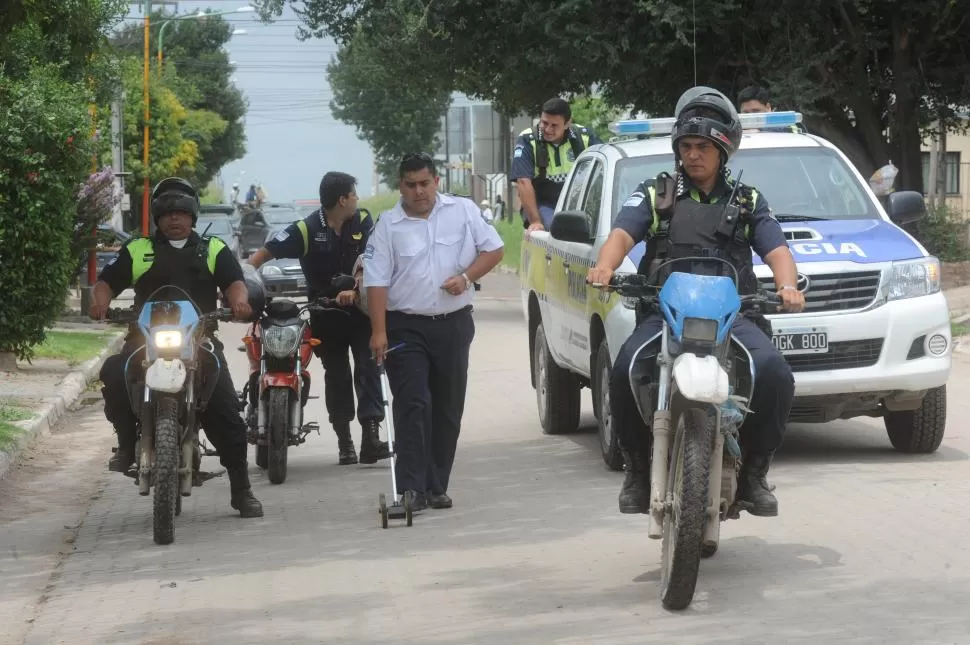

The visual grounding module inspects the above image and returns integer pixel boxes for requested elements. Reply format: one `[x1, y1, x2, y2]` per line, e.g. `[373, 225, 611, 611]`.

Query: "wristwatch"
[779, 285, 797, 292]
[461, 272, 472, 290]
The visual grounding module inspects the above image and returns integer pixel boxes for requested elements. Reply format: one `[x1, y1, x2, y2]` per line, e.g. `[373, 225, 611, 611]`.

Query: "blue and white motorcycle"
[602, 257, 780, 610]
[108, 286, 235, 545]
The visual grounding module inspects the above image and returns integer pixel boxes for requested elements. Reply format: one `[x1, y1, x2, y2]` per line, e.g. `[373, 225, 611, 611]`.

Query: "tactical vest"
[293, 210, 369, 300]
[638, 173, 760, 296]
[127, 234, 227, 313]
[520, 124, 592, 207]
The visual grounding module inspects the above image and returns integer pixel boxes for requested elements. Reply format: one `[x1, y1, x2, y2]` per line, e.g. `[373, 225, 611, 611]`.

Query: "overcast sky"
[123, 1, 377, 202]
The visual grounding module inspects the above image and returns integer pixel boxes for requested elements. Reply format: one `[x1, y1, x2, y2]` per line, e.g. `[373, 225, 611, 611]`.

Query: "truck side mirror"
[549, 210, 594, 244]
[886, 190, 926, 226]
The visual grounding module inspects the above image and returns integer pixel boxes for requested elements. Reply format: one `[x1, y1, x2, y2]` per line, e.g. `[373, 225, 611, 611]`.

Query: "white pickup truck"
[520, 112, 951, 470]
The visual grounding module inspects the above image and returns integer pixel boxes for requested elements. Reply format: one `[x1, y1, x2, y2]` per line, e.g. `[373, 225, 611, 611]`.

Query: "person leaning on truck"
[510, 97, 603, 232]
[585, 86, 806, 519]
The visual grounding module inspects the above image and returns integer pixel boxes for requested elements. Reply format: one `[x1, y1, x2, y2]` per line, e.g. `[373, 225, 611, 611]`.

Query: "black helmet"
[151, 177, 200, 225]
[672, 86, 742, 163]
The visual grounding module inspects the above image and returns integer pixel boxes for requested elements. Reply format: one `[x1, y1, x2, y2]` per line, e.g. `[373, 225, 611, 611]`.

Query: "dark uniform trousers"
[385, 306, 475, 494]
[100, 333, 250, 473]
[310, 308, 383, 425]
[610, 313, 794, 457]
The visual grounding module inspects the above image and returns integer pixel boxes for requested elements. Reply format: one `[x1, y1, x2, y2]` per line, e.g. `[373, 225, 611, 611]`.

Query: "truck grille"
[281, 265, 304, 276]
[784, 338, 883, 373]
[758, 270, 882, 313]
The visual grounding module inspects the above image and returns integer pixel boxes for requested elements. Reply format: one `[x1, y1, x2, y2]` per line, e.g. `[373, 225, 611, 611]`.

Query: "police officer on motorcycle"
[585, 86, 806, 518]
[247, 172, 391, 466]
[89, 177, 264, 519]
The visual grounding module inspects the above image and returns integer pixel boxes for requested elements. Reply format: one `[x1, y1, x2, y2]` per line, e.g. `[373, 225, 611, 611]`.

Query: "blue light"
[608, 111, 803, 138]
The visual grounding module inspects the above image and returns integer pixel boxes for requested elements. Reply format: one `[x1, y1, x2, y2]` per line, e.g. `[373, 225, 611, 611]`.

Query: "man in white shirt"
[363, 153, 504, 511]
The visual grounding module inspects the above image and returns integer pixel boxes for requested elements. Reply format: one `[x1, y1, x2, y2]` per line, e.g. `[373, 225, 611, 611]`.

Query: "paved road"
[3, 273, 970, 644]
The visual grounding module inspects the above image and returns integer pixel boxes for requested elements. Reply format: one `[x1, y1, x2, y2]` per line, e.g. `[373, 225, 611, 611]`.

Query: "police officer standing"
[247, 172, 390, 466]
[737, 84, 806, 133]
[586, 87, 805, 518]
[90, 177, 263, 518]
[510, 97, 603, 231]
[364, 153, 504, 511]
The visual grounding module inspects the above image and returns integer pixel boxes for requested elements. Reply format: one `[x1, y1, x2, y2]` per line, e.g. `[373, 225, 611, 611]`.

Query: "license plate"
[771, 327, 828, 355]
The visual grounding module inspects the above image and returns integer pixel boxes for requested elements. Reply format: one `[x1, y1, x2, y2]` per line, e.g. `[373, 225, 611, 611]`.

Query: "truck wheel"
[885, 385, 946, 454]
[533, 322, 580, 435]
[594, 341, 624, 471]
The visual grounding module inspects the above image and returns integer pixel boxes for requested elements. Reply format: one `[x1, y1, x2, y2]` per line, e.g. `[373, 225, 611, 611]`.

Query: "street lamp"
[140, 4, 255, 235]
[157, 6, 255, 74]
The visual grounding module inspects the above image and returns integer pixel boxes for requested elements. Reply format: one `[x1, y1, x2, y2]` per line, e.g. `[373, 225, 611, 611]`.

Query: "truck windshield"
[612, 147, 881, 223]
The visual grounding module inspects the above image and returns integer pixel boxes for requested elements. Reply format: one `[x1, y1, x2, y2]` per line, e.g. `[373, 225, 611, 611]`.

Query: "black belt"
[387, 305, 472, 321]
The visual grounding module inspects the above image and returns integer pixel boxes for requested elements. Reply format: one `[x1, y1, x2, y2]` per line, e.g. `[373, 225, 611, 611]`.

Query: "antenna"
[692, 0, 697, 85]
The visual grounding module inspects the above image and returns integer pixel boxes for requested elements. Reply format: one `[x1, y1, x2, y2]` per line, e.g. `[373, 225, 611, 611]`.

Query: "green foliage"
[569, 95, 622, 143]
[0, 66, 97, 360]
[324, 7, 452, 185]
[915, 204, 970, 263]
[111, 12, 247, 187]
[259, 0, 970, 192]
[72, 166, 122, 276]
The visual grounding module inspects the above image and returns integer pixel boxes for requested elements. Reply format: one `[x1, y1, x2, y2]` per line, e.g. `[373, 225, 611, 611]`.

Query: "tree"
[325, 14, 452, 184]
[569, 95, 623, 143]
[111, 12, 248, 187]
[114, 57, 205, 223]
[256, 0, 970, 192]
[72, 166, 123, 278]
[0, 66, 98, 366]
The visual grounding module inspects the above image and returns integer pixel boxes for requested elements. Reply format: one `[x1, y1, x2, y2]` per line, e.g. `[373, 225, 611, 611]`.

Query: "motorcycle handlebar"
[593, 274, 783, 313]
[305, 297, 351, 316]
[103, 306, 236, 324]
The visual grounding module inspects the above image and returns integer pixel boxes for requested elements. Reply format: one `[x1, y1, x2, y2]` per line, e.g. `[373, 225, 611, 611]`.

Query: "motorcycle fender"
[671, 353, 729, 404]
[144, 358, 187, 394]
[261, 372, 299, 393]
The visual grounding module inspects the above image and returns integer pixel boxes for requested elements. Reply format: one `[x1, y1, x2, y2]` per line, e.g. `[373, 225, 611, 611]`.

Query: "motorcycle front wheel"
[153, 397, 181, 545]
[267, 388, 290, 484]
[660, 405, 714, 610]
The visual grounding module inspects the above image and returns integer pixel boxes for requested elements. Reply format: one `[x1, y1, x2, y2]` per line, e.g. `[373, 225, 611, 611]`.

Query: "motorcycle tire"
[267, 388, 290, 485]
[660, 405, 713, 610]
[153, 397, 181, 546]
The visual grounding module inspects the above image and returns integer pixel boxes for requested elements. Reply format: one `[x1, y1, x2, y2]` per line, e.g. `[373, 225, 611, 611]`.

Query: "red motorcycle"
[239, 275, 356, 484]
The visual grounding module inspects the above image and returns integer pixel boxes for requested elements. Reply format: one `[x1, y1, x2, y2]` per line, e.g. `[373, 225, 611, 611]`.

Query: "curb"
[0, 331, 124, 482]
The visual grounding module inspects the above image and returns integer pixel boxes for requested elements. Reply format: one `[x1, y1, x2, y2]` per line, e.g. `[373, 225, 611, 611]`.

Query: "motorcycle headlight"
[263, 324, 301, 358]
[885, 257, 940, 301]
[261, 265, 282, 277]
[682, 317, 718, 343]
[153, 330, 183, 349]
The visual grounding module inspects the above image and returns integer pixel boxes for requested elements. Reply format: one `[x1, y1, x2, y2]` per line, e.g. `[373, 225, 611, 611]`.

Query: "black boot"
[108, 434, 135, 473]
[738, 452, 778, 517]
[358, 419, 391, 464]
[618, 447, 650, 514]
[228, 465, 264, 518]
[334, 421, 358, 465]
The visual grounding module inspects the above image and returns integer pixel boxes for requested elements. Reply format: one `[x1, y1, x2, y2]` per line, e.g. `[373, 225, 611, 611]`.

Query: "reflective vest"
[292, 209, 370, 300]
[127, 234, 227, 313]
[520, 124, 592, 207]
[639, 174, 760, 296]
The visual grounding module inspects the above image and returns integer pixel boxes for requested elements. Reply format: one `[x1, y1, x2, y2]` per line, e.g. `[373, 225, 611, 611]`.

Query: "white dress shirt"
[363, 193, 504, 316]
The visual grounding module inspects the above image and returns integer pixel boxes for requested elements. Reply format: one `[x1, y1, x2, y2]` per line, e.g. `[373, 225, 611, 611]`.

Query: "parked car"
[199, 203, 239, 230]
[195, 214, 242, 257]
[77, 224, 132, 286]
[238, 203, 301, 258]
[259, 217, 308, 299]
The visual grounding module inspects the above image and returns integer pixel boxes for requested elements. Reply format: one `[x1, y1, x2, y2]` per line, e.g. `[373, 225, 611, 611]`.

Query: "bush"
[914, 204, 970, 262]
[0, 66, 96, 360]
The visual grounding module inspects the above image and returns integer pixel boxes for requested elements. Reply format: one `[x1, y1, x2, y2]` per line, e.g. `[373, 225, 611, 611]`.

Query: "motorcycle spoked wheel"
[659, 405, 714, 610]
[266, 388, 290, 485]
[153, 397, 181, 545]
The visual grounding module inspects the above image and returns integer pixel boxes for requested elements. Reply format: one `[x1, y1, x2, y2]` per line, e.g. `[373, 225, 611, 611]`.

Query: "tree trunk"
[890, 15, 924, 194]
[0, 352, 19, 372]
[934, 110, 948, 208]
[804, 115, 877, 179]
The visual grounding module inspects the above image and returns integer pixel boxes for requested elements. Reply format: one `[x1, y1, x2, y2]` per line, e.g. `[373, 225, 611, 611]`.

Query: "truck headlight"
[261, 265, 282, 276]
[154, 330, 182, 349]
[885, 257, 940, 301]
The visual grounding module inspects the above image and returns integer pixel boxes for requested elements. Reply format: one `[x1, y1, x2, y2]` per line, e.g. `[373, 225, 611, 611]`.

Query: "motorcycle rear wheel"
[660, 405, 713, 610]
[153, 397, 181, 545]
[267, 388, 290, 484]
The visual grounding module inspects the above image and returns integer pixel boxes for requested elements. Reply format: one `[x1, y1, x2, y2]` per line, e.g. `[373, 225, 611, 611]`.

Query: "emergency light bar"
[608, 111, 803, 137]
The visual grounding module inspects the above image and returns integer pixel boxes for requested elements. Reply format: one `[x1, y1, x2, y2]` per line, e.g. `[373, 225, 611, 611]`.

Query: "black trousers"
[99, 335, 249, 471]
[310, 309, 383, 425]
[610, 313, 794, 457]
[385, 306, 475, 494]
